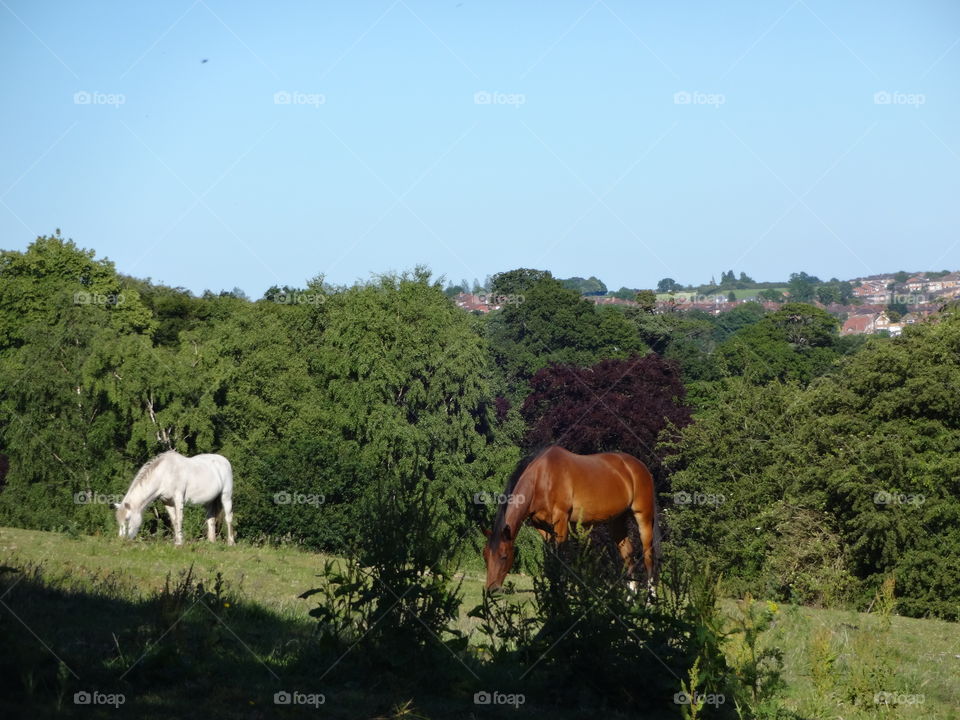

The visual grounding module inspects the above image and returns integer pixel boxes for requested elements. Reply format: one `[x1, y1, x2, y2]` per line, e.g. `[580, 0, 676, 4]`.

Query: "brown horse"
[483, 446, 660, 592]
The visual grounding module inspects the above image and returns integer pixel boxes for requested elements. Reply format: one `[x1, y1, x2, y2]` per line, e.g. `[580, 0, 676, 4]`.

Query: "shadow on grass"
[1, 561, 641, 720]
[0, 561, 490, 719]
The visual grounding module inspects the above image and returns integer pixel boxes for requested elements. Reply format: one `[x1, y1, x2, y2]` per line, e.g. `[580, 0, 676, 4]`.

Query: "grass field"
[656, 288, 787, 301]
[2, 527, 958, 719]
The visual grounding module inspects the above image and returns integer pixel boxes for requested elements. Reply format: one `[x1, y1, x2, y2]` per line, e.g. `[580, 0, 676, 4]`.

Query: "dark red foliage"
[494, 396, 511, 424]
[521, 354, 691, 482]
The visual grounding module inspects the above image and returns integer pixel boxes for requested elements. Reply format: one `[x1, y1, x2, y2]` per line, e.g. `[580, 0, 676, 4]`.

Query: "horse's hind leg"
[609, 514, 638, 592]
[222, 493, 235, 545]
[634, 509, 656, 598]
[205, 501, 219, 542]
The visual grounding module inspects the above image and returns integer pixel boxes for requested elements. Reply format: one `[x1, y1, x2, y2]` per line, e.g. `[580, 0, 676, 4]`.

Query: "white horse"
[113, 451, 235, 546]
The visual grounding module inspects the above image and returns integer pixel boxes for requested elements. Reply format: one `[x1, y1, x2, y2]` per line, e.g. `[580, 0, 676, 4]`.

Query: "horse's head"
[112, 501, 142, 539]
[483, 525, 515, 591]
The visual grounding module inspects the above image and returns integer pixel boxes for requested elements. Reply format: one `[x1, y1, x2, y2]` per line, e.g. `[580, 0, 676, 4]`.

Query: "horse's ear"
[501, 525, 512, 542]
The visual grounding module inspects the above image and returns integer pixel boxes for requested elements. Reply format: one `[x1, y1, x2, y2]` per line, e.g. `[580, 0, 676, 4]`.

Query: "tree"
[635, 290, 657, 314]
[487, 276, 646, 398]
[0, 236, 159, 530]
[887, 301, 908, 319]
[716, 303, 840, 385]
[815, 284, 839, 305]
[787, 272, 821, 303]
[560, 276, 608, 296]
[727, 291, 737, 303]
[489, 268, 553, 296]
[611, 286, 639, 300]
[668, 309, 960, 619]
[738, 272, 754, 284]
[521, 354, 692, 482]
[657, 278, 681, 293]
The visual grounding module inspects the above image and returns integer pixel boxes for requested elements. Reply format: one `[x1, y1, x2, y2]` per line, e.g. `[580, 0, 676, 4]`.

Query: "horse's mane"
[131, 450, 177, 489]
[490, 446, 550, 548]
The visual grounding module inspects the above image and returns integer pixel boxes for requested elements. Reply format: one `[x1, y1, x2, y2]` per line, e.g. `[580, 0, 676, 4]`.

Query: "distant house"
[842, 314, 878, 335]
[842, 311, 905, 336]
[454, 292, 498, 313]
[904, 276, 926, 293]
[590, 296, 638, 308]
[940, 272, 960, 288]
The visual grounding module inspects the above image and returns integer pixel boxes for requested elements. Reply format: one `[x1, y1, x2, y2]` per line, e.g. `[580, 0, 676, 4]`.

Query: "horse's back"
[540, 447, 639, 522]
[180, 453, 232, 502]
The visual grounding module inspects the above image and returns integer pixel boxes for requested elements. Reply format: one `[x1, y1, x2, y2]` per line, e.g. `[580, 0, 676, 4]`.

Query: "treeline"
[1, 237, 958, 619]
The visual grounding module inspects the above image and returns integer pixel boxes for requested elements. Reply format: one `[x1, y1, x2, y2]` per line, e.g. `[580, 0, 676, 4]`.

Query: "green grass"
[2, 527, 958, 719]
[657, 288, 787, 301]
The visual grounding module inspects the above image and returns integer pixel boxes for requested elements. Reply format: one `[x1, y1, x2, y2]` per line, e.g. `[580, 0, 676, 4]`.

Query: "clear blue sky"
[2, 1, 958, 296]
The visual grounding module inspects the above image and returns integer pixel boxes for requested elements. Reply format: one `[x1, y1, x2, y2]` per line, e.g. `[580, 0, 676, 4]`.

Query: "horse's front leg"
[172, 496, 185, 546]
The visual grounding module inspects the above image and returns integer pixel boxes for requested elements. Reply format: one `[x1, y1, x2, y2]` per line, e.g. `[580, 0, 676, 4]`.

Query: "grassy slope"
[2, 527, 959, 719]
[657, 288, 787, 301]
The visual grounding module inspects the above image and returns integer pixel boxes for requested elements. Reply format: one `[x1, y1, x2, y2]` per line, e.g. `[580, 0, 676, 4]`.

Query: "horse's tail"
[651, 491, 662, 585]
